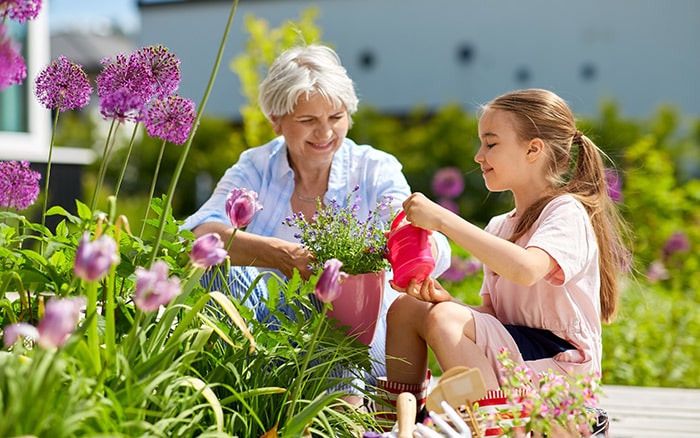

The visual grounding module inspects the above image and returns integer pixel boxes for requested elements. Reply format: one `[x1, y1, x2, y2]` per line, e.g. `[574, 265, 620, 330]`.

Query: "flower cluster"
[0, 160, 41, 210]
[34, 56, 93, 112]
[284, 185, 393, 275]
[432, 166, 465, 214]
[488, 348, 603, 436]
[0, 25, 26, 90]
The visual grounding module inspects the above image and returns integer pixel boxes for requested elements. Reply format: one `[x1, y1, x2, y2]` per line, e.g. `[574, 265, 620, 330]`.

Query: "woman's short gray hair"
[258, 44, 359, 123]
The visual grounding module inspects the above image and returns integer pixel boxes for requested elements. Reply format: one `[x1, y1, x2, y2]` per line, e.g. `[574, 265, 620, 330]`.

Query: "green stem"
[90, 119, 118, 212]
[85, 281, 102, 374]
[41, 108, 60, 233]
[286, 304, 327, 420]
[149, 0, 240, 265]
[114, 122, 140, 199]
[104, 264, 117, 364]
[140, 139, 167, 238]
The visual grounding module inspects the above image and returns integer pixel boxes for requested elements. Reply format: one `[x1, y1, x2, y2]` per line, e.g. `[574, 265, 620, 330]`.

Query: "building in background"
[137, 0, 700, 121]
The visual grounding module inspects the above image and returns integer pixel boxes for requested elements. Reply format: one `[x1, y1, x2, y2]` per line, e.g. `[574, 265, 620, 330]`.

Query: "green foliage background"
[57, 9, 700, 390]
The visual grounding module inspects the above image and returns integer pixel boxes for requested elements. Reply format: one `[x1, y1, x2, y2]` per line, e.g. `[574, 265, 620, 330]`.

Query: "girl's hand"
[390, 277, 453, 303]
[402, 192, 452, 232]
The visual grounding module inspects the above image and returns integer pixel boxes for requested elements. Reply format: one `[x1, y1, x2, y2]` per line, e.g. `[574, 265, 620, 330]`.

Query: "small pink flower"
[74, 232, 120, 282]
[190, 232, 227, 268]
[662, 231, 690, 259]
[133, 260, 181, 312]
[2, 322, 39, 348]
[226, 187, 263, 229]
[37, 297, 86, 348]
[314, 258, 348, 303]
[646, 260, 669, 283]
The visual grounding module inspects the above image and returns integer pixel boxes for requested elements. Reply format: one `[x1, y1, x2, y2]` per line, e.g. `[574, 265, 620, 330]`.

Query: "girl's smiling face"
[475, 108, 534, 193]
[273, 92, 349, 168]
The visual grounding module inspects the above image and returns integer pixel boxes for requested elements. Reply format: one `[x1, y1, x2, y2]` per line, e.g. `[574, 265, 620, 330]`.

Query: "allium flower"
[437, 197, 459, 214]
[2, 322, 39, 348]
[144, 95, 196, 145]
[432, 166, 465, 199]
[0, 160, 41, 210]
[133, 44, 181, 99]
[315, 258, 348, 303]
[646, 260, 669, 283]
[604, 168, 623, 203]
[96, 52, 152, 121]
[0, 0, 42, 24]
[226, 187, 263, 229]
[37, 297, 86, 349]
[190, 232, 228, 268]
[442, 255, 483, 282]
[0, 24, 26, 90]
[74, 232, 120, 282]
[34, 56, 92, 111]
[133, 260, 182, 312]
[662, 231, 690, 259]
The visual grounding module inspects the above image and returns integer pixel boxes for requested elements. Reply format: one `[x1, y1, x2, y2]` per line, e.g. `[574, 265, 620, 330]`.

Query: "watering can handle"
[391, 211, 407, 231]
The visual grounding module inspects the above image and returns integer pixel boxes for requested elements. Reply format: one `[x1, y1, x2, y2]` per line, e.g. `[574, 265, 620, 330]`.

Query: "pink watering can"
[386, 211, 435, 288]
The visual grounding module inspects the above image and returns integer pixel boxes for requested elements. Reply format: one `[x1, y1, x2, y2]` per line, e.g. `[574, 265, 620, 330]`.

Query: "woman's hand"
[276, 240, 315, 280]
[390, 276, 453, 303]
[402, 192, 452, 233]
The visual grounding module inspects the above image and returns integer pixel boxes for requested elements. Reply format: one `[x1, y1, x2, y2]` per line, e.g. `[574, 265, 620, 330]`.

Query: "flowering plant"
[284, 185, 394, 275]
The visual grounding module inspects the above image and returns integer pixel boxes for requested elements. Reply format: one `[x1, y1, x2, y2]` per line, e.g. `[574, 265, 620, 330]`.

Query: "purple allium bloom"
[190, 232, 227, 268]
[315, 258, 348, 303]
[0, 24, 26, 90]
[663, 231, 690, 259]
[133, 44, 181, 99]
[96, 52, 152, 121]
[99, 86, 146, 123]
[133, 260, 182, 312]
[2, 322, 39, 348]
[37, 297, 86, 349]
[0, 0, 42, 24]
[432, 166, 465, 199]
[437, 197, 459, 214]
[34, 56, 92, 111]
[226, 187, 263, 229]
[0, 160, 41, 210]
[604, 168, 623, 203]
[646, 260, 669, 283]
[144, 95, 196, 145]
[74, 232, 120, 282]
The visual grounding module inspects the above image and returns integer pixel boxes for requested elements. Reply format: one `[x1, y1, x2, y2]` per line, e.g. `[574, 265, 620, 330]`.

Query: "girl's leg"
[423, 301, 500, 389]
[385, 294, 433, 385]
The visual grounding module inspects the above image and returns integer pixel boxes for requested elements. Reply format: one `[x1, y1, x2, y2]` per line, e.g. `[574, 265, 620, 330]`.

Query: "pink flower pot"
[327, 270, 385, 345]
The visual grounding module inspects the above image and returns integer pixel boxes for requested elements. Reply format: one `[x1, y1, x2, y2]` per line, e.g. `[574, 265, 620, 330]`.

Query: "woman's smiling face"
[273, 92, 349, 167]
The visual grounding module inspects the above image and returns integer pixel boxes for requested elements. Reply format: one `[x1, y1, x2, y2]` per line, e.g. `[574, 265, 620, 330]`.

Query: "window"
[0, 11, 50, 161]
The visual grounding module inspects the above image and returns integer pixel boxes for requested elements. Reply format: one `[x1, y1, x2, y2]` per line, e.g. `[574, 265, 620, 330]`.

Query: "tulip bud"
[314, 258, 348, 303]
[37, 297, 86, 348]
[225, 187, 263, 229]
[74, 232, 120, 282]
[190, 232, 227, 268]
[134, 260, 182, 312]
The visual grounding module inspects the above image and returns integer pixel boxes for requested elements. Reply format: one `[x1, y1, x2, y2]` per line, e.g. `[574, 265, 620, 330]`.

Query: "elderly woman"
[181, 44, 450, 403]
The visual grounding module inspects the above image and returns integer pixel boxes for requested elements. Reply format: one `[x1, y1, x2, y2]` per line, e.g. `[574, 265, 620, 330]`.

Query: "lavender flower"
[0, 24, 26, 90]
[315, 258, 348, 303]
[144, 95, 196, 145]
[0, 0, 42, 24]
[190, 232, 228, 268]
[37, 297, 86, 349]
[96, 52, 152, 122]
[604, 168, 623, 203]
[74, 232, 120, 282]
[0, 160, 41, 210]
[34, 56, 92, 111]
[133, 260, 182, 312]
[2, 322, 38, 348]
[226, 187, 263, 229]
[432, 166, 465, 199]
[133, 44, 181, 99]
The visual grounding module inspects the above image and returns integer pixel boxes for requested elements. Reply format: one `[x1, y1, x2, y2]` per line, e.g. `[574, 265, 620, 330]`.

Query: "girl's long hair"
[485, 89, 631, 323]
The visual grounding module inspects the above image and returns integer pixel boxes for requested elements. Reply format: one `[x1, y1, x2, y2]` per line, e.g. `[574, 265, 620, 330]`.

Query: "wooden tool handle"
[396, 392, 417, 438]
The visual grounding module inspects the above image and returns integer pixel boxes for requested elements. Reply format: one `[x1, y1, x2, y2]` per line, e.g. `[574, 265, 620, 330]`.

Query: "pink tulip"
[190, 232, 227, 268]
[133, 260, 181, 312]
[225, 187, 262, 229]
[74, 232, 120, 282]
[2, 322, 39, 348]
[37, 297, 86, 348]
[314, 258, 348, 303]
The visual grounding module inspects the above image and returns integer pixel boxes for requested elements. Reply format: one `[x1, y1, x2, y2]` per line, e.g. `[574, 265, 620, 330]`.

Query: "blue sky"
[49, 0, 140, 33]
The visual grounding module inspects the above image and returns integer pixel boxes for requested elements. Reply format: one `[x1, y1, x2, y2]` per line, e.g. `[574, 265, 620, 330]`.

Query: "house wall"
[138, 0, 700, 120]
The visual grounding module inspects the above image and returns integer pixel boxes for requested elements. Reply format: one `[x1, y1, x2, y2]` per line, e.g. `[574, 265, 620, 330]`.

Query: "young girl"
[379, 89, 629, 425]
